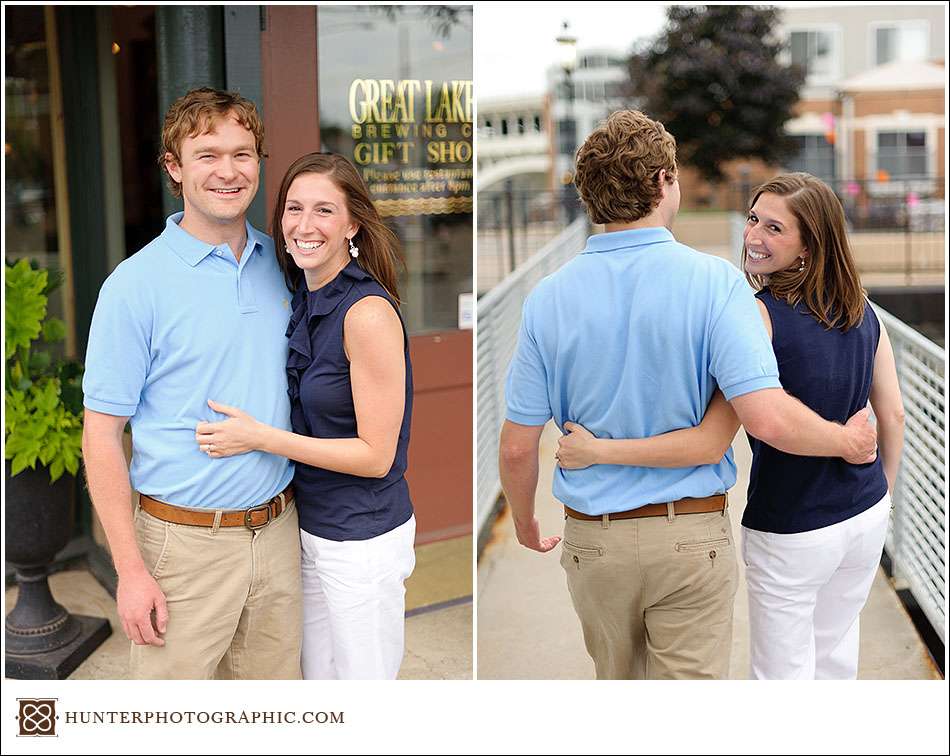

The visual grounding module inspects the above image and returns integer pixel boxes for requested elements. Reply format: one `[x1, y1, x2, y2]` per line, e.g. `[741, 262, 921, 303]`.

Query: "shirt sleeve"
[82, 270, 152, 417]
[709, 278, 781, 401]
[504, 296, 552, 426]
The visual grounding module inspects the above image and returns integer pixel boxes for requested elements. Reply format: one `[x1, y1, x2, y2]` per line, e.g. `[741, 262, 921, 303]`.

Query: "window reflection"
[5, 5, 70, 352]
[6, 6, 58, 263]
[318, 5, 473, 334]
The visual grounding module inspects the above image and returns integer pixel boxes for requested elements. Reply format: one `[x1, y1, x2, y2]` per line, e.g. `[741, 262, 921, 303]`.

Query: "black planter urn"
[5, 461, 111, 679]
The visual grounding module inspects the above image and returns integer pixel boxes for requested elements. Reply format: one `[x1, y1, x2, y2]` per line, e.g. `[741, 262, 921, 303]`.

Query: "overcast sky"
[475, 2, 670, 99]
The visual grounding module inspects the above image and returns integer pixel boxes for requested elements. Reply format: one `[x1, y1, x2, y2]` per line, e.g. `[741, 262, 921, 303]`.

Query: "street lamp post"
[556, 21, 578, 223]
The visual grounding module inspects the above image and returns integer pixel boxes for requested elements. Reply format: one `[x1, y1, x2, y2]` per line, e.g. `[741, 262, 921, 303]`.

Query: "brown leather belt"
[139, 484, 294, 530]
[565, 493, 727, 522]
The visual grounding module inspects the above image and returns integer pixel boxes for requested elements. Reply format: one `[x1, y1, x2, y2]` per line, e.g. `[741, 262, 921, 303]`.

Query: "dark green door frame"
[154, 6, 266, 229]
[56, 6, 109, 362]
[54, 6, 108, 545]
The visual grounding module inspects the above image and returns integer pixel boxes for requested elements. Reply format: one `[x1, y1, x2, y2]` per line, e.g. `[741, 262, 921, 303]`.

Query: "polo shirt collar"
[245, 222, 270, 256]
[581, 226, 674, 254]
[161, 212, 267, 267]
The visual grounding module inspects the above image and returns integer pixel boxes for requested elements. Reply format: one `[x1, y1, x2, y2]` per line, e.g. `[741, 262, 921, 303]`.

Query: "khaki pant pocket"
[561, 540, 605, 571]
[135, 513, 170, 579]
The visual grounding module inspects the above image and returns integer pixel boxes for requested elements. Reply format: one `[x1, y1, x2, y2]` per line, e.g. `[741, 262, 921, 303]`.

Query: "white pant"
[299, 515, 416, 680]
[742, 495, 890, 680]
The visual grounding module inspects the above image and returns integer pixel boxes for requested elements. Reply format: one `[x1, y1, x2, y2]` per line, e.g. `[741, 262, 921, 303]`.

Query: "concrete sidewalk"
[477, 423, 941, 680]
[6, 534, 473, 680]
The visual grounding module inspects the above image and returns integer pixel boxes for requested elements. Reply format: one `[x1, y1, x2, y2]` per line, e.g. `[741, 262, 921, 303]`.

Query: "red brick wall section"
[678, 160, 777, 211]
[794, 99, 841, 117]
[852, 89, 945, 118]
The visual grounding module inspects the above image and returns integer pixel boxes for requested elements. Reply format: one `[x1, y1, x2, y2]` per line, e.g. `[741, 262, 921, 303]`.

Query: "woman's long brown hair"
[271, 152, 405, 303]
[742, 172, 866, 331]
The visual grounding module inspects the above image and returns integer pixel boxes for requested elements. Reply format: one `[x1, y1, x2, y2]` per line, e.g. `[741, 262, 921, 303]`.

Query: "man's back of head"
[574, 109, 679, 228]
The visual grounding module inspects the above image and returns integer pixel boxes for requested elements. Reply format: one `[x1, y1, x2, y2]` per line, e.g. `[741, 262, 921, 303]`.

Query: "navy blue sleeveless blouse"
[286, 260, 413, 541]
[743, 289, 888, 534]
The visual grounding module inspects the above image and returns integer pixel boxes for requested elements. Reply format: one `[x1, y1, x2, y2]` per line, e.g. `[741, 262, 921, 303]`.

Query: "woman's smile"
[292, 238, 327, 254]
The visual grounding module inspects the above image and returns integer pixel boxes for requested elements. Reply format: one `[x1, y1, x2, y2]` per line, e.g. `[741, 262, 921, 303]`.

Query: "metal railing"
[873, 304, 947, 643]
[477, 186, 585, 294]
[476, 217, 589, 543]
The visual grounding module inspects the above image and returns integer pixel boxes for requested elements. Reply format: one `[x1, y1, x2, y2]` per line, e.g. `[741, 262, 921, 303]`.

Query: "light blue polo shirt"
[83, 213, 294, 509]
[505, 226, 781, 515]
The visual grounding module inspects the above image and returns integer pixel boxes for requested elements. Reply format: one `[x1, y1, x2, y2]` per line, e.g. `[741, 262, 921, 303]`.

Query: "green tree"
[628, 6, 805, 182]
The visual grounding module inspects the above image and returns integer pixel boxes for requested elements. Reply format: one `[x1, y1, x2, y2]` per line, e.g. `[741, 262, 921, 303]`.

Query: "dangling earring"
[797, 257, 806, 272]
[284, 243, 292, 254]
[348, 237, 359, 258]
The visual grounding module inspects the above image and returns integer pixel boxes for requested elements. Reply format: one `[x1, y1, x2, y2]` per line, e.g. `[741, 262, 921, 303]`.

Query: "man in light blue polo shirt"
[82, 89, 301, 679]
[499, 110, 877, 679]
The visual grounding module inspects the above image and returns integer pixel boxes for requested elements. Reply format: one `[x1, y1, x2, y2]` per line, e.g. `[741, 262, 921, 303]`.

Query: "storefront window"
[5, 6, 71, 349]
[6, 7, 58, 263]
[318, 5, 473, 334]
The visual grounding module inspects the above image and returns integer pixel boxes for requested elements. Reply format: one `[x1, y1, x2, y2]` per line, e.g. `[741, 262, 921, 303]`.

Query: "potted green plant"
[5, 258, 83, 481]
[5, 259, 110, 678]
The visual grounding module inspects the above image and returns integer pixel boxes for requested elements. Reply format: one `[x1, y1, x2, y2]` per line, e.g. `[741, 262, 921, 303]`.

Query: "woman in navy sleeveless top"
[192, 153, 415, 679]
[555, 173, 905, 679]
[735, 174, 903, 679]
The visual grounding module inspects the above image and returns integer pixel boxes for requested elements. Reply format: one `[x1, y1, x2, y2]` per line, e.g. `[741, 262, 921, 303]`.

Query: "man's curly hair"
[574, 110, 677, 224]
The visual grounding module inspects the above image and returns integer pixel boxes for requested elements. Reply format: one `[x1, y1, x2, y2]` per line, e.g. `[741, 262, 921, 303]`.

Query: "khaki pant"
[561, 508, 738, 680]
[130, 500, 303, 680]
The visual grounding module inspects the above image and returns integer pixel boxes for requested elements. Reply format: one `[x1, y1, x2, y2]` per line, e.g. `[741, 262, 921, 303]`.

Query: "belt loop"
[601, 514, 609, 529]
[667, 502, 675, 523]
[722, 492, 728, 516]
[211, 509, 223, 535]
